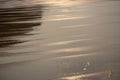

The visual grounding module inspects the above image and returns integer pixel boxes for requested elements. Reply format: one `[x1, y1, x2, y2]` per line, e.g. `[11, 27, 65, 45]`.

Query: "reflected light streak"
[44, 39, 90, 46]
[61, 24, 88, 29]
[34, 0, 87, 6]
[43, 16, 88, 22]
[59, 71, 107, 80]
[45, 47, 92, 54]
[54, 53, 97, 60]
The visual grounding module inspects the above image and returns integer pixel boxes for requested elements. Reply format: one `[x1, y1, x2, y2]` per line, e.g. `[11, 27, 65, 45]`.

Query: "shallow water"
[0, 0, 120, 80]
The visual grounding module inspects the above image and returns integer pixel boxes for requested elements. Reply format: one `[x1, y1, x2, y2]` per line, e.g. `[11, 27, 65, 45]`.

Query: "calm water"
[0, 0, 120, 80]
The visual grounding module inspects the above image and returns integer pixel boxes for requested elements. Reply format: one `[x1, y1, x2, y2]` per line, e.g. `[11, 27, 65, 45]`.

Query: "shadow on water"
[0, 5, 43, 56]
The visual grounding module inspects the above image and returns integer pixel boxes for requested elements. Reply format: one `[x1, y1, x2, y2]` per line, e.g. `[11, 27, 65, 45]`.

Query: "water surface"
[0, 0, 120, 80]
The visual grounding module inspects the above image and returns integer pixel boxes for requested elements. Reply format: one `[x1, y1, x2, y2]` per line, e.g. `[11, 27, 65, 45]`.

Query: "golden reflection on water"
[36, 0, 86, 6]
[44, 47, 92, 54]
[43, 15, 88, 22]
[59, 71, 112, 80]
[44, 39, 90, 46]
[54, 53, 97, 60]
[61, 24, 88, 29]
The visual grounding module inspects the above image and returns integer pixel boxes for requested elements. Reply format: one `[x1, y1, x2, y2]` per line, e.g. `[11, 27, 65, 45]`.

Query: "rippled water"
[0, 0, 120, 80]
